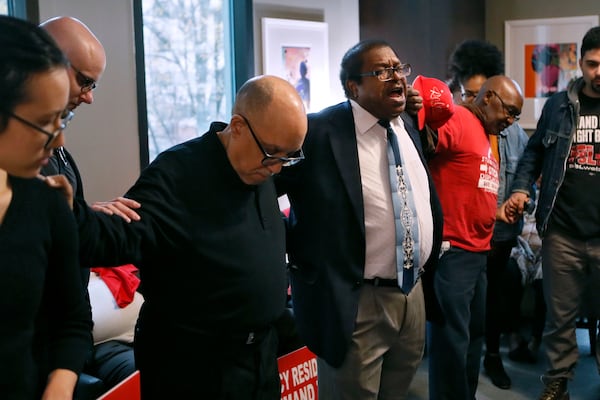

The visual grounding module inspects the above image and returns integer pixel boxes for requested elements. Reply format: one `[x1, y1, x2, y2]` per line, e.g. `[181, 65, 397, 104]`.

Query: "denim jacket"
[510, 78, 583, 237]
[493, 123, 530, 242]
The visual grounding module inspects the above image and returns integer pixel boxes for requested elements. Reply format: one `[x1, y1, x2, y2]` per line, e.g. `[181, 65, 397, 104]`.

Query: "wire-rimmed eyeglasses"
[8, 110, 74, 149]
[490, 90, 521, 121]
[355, 64, 412, 82]
[72, 65, 97, 93]
[460, 88, 478, 102]
[238, 114, 305, 167]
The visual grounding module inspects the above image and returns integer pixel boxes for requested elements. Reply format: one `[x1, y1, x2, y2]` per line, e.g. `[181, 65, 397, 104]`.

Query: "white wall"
[38, 0, 359, 201]
[39, 0, 140, 203]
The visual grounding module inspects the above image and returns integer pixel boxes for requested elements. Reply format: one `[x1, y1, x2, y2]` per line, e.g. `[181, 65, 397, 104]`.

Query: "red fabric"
[91, 264, 140, 308]
[428, 106, 499, 252]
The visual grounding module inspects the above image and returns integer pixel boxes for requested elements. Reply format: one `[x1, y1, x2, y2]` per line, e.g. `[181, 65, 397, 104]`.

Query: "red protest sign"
[277, 346, 318, 400]
[98, 370, 140, 400]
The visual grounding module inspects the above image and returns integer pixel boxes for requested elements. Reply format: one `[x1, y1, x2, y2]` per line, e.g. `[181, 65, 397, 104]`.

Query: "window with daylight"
[137, 0, 235, 163]
[1, 0, 27, 17]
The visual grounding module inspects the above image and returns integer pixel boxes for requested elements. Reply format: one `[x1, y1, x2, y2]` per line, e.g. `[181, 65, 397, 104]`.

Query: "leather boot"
[483, 352, 511, 389]
[537, 378, 569, 400]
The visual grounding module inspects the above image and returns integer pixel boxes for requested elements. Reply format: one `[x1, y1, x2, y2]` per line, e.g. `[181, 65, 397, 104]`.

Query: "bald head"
[225, 75, 307, 185]
[478, 75, 523, 99]
[41, 17, 105, 72]
[234, 75, 302, 116]
[474, 75, 523, 134]
[41, 16, 106, 109]
[233, 75, 307, 150]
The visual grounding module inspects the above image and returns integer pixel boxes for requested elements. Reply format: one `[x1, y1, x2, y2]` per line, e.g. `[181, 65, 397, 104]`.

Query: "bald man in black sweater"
[73, 75, 307, 399]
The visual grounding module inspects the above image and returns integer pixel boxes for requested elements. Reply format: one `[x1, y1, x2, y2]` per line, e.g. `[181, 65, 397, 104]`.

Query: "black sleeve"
[75, 153, 187, 269]
[75, 200, 146, 269]
[420, 125, 439, 160]
[44, 192, 93, 375]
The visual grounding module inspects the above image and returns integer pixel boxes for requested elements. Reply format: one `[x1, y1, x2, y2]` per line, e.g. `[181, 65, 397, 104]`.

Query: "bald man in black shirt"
[73, 75, 307, 399]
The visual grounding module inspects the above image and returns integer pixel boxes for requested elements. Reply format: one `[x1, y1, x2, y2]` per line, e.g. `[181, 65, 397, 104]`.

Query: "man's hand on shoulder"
[91, 197, 141, 223]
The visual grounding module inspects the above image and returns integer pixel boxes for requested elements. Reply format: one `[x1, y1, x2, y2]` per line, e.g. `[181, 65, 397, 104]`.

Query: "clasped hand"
[497, 192, 530, 224]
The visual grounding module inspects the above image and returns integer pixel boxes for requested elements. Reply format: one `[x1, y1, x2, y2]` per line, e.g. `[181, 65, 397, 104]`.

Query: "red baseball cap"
[412, 75, 455, 130]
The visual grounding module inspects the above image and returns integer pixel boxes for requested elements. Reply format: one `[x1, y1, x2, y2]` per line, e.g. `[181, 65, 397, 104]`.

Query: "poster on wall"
[505, 15, 599, 129]
[523, 42, 578, 98]
[282, 46, 312, 110]
[262, 18, 329, 113]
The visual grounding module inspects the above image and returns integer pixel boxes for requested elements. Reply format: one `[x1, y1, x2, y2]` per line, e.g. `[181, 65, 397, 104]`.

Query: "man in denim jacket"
[506, 25, 600, 400]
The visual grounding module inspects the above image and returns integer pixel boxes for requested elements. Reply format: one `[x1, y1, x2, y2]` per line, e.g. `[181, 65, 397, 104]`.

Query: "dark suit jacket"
[275, 101, 443, 367]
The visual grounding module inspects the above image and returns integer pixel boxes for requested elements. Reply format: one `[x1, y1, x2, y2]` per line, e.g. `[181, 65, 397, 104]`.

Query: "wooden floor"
[407, 329, 600, 400]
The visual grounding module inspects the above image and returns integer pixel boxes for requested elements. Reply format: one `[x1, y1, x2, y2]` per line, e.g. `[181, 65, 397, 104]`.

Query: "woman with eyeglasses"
[0, 15, 91, 399]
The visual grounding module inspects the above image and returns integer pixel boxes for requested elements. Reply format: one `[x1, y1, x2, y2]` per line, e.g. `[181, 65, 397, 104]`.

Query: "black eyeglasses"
[355, 64, 411, 82]
[72, 65, 97, 93]
[238, 114, 305, 167]
[8, 110, 74, 149]
[491, 90, 520, 121]
[460, 88, 478, 102]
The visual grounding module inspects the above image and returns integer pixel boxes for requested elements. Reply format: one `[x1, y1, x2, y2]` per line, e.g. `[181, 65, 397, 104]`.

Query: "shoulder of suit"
[308, 101, 352, 124]
[400, 112, 417, 131]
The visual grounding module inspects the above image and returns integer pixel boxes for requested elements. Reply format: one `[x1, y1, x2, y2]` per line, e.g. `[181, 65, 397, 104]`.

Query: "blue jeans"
[428, 247, 487, 400]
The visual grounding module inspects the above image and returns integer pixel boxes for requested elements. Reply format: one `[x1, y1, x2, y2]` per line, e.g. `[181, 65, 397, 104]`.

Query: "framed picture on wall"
[505, 15, 599, 129]
[261, 17, 329, 113]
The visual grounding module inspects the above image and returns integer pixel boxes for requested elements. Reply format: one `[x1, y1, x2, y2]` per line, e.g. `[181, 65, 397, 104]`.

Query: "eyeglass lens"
[72, 66, 97, 93]
[493, 91, 520, 120]
[239, 114, 304, 167]
[378, 64, 411, 81]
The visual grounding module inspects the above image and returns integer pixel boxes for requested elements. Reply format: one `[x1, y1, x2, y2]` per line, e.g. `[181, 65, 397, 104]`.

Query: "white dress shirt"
[350, 100, 434, 279]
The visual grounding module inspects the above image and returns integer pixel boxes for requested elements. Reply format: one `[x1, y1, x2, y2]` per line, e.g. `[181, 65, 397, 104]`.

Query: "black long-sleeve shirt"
[75, 123, 287, 332]
[0, 177, 91, 399]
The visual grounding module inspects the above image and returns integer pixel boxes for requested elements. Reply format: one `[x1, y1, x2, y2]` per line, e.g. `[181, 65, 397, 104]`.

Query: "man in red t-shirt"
[424, 75, 523, 400]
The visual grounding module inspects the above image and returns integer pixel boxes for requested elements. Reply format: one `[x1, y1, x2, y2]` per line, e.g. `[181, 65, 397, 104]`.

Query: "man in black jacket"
[73, 75, 307, 399]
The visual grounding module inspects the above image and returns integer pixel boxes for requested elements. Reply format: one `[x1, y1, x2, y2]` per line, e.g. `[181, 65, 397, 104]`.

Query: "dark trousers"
[531, 279, 546, 341]
[134, 318, 280, 400]
[84, 340, 136, 391]
[504, 260, 546, 342]
[274, 307, 304, 357]
[541, 228, 600, 381]
[428, 247, 487, 400]
[485, 239, 516, 353]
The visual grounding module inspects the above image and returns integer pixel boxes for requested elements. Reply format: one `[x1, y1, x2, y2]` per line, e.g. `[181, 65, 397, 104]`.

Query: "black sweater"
[75, 123, 287, 333]
[0, 176, 91, 399]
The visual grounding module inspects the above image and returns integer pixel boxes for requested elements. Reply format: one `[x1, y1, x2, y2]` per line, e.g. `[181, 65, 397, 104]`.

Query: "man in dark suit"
[275, 39, 443, 399]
